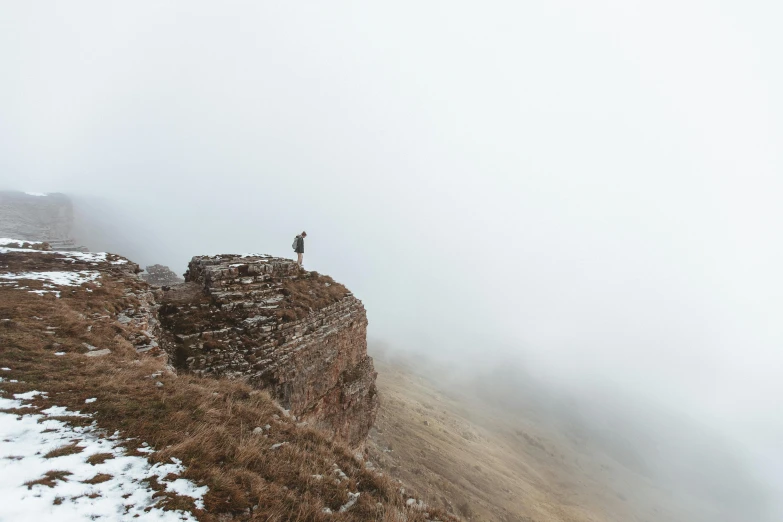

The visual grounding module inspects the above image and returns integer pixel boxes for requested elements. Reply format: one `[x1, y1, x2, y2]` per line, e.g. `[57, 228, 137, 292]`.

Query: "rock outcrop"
[0, 191, 86, 250]
[158, 254, 378, 446]
[141, 264, 184, 286]
[1, 190, 378, 446]
[0, 241, 162, 356]
[0, 242, 457, 522]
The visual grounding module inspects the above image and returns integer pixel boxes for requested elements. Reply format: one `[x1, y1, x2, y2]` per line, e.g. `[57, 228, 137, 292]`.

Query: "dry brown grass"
[0, 254, 457, 522]
[24, 470, 72, 489]
[86, 453, 114, 465]
[277, 273, 349, 321]
[44, 442, 84, 459]
[82, 473, 113, 485]
[368, 358, 690, 522]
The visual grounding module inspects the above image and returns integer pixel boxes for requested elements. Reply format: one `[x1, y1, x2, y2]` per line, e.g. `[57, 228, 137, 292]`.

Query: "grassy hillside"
[366, 355, 727, 522]
[0, 246, 455, 521]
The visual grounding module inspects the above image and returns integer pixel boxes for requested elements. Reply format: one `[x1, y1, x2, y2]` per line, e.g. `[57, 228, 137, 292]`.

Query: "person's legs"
[297, 252, 303, 265]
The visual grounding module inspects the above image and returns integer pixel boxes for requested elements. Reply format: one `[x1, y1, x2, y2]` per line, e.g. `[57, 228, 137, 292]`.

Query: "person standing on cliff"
[293, 231, 306, 266]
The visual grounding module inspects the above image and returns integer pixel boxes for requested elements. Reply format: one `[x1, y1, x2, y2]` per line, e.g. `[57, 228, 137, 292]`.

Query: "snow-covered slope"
[0, 376, 207, 521]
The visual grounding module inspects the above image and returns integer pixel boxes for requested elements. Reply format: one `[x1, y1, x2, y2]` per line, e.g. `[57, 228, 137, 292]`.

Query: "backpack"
[292, 236, 299, 251]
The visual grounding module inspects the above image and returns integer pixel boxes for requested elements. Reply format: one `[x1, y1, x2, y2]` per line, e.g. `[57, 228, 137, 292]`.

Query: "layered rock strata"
[159, 254, 378, 446]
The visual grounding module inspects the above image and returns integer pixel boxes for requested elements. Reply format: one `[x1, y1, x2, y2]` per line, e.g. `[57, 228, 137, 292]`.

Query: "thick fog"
[2, 2, 781, 519]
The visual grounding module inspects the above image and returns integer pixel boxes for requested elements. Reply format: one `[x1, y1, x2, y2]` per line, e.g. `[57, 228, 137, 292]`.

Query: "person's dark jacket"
[295, 235, 305, 254]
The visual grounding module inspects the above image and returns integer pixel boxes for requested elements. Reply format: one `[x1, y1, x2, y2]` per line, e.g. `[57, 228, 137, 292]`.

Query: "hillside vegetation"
[0, 245, 456, 521]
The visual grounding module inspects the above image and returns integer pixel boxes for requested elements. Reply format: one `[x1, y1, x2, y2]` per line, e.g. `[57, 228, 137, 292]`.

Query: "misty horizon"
[2, 2, 782, 520]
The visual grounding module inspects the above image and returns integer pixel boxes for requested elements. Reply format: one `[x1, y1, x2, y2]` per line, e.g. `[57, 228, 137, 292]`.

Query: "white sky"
[1, 0, 782, 505]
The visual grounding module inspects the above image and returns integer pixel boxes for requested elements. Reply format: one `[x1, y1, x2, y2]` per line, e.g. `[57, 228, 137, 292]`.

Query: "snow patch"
[0, 246, 112, 264]
[0, 393, 207, 520]
[24, 192, 47, 197]
[14, 390, 47, 400]
[165, 478, 208, 503]
[0, 238, 32, 246]
[42, 406, 83, 417]
[0, 270, 100, 287]
[0, 271, 101, 297]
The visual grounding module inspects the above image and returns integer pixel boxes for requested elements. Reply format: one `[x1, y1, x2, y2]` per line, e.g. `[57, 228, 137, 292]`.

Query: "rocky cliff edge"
[158, 254, 379, 447]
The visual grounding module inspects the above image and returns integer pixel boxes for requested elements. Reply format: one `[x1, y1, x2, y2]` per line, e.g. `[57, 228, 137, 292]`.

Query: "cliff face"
[159, 254, 378, 446]
[0, 191, 85, 250]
